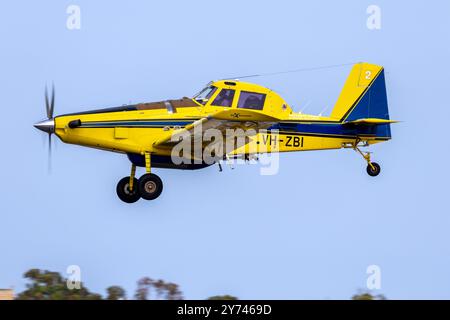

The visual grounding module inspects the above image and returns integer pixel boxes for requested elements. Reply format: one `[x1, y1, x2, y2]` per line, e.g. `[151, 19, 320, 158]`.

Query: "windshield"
[193, 86, 217, 105]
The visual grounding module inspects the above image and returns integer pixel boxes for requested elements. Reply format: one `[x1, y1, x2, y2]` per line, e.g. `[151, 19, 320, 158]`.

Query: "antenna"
[222, 62, 356, 81]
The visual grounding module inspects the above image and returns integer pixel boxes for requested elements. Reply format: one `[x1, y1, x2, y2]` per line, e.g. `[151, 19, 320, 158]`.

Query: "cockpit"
[192, 81, 270, 111]
[193, 85, 217, 105]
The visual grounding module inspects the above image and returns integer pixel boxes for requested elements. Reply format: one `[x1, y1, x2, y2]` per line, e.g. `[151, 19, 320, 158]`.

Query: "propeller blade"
[42, 83, 56, 173]
[45, 83, 55, 119]
[41, 83, 55, 174]
[48, 133, 52, 174]
[50, 83, 55, 119]
[45, 85, 50, 119]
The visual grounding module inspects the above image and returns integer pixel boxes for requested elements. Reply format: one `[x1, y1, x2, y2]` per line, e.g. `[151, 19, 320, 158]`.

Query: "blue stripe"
[271, 122, 391, 139]
[79, 119, 391, 139]
[80, 120, 194, 128]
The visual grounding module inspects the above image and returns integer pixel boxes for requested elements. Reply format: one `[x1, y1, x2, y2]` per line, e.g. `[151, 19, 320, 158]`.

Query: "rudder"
[330, 62, 392, 139]
[330, 62, 390, 121]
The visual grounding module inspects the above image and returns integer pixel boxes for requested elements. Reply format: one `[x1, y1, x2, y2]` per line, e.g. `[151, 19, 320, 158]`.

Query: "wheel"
[138, 173, 163, 200]
[116, 177, 140, 203]
[366, 162, 381, 177]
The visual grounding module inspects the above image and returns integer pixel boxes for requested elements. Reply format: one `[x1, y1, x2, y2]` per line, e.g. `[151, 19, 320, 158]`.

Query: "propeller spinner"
[34, 84, 55, 133]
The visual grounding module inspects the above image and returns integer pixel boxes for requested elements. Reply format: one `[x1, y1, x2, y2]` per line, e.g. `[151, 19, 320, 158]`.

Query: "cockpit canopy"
[193, 85, 217, 105]
[192, 80, 292, 115]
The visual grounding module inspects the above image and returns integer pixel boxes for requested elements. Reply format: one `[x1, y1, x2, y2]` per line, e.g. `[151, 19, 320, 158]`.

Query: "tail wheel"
[116, 177, 140, 203]
[138, 173, 163, 200]
[366, 162, 381, 177]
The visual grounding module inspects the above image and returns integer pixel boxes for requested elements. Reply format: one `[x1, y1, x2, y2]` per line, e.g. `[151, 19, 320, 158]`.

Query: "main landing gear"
[353, 143, 381, 177]
[116, 152, 163, 203]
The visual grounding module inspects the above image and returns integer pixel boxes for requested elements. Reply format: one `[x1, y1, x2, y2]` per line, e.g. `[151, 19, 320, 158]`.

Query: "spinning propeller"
[34, 84, 56, 172]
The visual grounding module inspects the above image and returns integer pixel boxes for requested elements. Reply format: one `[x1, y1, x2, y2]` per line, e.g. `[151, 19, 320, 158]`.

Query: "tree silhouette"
[207, 295, 238, 300]
[106, 286, 126, 300]
[352, 290, 386, 300]
[16, 269, 101, 300]
[134, 277, 183, 300]
[135, 277, 154, 300]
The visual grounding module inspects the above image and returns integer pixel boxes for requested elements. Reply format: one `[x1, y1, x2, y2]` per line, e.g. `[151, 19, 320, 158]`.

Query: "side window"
[237, 91, 266, 110]
[211, 89, 235, 107]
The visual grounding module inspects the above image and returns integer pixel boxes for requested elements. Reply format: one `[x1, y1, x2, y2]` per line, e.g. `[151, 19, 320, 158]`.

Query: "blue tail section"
[344, 69, 391, 139]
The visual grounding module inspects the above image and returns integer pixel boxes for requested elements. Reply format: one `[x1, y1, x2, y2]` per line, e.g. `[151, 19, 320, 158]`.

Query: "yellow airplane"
[34, 62, 396, 203]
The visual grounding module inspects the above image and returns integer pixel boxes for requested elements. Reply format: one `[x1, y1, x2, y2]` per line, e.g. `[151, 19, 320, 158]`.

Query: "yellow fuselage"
[53, 63, 392, 167]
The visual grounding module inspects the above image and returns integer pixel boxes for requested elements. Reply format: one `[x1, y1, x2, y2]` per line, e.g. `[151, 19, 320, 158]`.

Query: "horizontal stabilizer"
[343, 118, 398, 126]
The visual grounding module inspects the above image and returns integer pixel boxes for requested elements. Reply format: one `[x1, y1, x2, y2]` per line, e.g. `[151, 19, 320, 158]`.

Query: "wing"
[153, 109, 280, 158]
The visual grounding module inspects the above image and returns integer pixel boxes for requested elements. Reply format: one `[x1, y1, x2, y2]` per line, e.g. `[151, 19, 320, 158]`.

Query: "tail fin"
[330, 62, 393, 138]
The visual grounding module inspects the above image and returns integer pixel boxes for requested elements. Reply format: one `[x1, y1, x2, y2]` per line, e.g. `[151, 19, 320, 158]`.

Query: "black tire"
[116, 177, 140, 203]
[366, 162, 381, 177]
[138, 173, 163, 200]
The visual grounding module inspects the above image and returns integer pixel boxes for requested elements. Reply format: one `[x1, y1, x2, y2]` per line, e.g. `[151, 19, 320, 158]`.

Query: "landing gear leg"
[116, 163, 140, 203]
[145, 151, 151, 174]
[138, 152, 163, 200]
[129, 163, 136, 192]
[353, 143, 381, 177]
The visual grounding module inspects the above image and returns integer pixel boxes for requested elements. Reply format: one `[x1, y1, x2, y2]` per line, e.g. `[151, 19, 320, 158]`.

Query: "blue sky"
[1, 0, 449, 299]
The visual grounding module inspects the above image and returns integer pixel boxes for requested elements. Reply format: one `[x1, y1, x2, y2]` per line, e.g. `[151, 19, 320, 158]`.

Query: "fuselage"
[40, 72, 391, 169]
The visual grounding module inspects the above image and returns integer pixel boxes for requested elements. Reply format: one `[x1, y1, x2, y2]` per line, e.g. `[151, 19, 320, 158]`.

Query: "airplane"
[34, 62, 396, 203]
